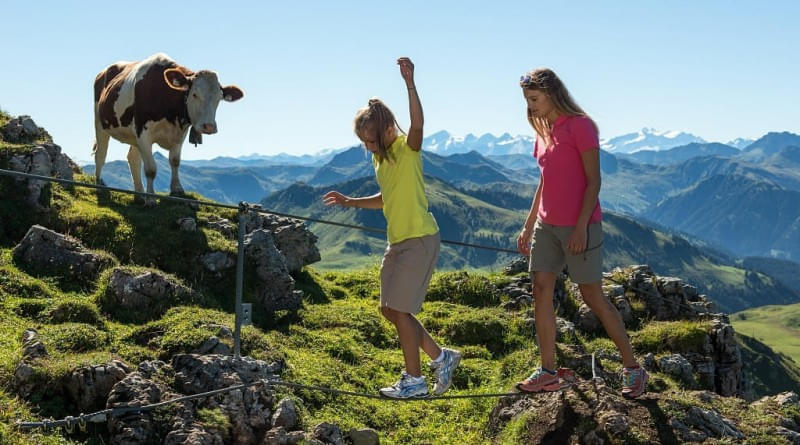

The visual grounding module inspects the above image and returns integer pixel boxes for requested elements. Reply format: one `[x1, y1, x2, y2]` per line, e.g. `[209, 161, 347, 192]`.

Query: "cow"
[92, 53, 244, 205]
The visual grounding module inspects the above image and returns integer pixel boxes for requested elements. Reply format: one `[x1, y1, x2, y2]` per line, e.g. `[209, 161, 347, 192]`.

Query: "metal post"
[234, 202, 247, 360]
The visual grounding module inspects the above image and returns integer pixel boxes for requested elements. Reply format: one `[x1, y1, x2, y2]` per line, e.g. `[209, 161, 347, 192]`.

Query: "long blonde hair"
[353, 98, 404, 163]
[520, 68, 596, 146]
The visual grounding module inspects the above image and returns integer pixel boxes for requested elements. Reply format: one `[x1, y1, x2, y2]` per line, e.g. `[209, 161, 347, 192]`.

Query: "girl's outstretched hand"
[323, 191, 350, 207]
[397, 57, 415, 85]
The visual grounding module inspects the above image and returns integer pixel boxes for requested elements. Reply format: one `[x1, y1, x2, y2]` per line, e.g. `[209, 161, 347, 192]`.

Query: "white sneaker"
[379, 372, 429, 399]
[430, 348, 462, 395]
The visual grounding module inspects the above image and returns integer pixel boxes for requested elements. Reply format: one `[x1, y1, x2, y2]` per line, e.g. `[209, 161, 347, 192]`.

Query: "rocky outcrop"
[100, 267, 203, 323]
[1, 115, 51, 144]
[607, 265, 716, 320]
[107, 354, 288, 445]
[12, 225, 115, 284]
[245, 229, 301, 312]
[488, 380, 756, 444]
[2, 116, 78, 210]
[240, 208, 320, 273]
[67, 360, 131, 412]
[12, 329, 48, 398]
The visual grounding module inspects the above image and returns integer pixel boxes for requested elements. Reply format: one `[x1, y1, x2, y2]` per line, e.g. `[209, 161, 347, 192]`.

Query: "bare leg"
[381, 306, 442, 377]
[532, 271, 558, 370]
[579, 282, 638, 368]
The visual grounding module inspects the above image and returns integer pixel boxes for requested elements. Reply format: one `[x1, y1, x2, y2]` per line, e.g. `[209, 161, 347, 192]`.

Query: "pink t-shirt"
[533, 115, 602, 226]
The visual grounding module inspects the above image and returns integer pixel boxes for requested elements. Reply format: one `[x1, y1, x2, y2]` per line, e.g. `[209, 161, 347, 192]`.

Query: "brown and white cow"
[93, 53, 243, 205]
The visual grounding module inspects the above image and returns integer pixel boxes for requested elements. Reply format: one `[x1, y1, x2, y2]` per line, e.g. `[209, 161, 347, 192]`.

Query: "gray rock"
[177, 217, 197, 232]
[107, 371, 166, 445]
[612, 295, 633, 324]
[555, 317, 575, 342]
[13, 225, 115, 283]
[201, 251, 235, 272]
[349, 427, 380, 445]
[775, 391, 800, 408]
[574, 304, 602, 333]
[164, 424, 225, 445]
[103, 268, 200, 322]
[1, 115, 45, 142]
[6, 142, 75, 209]
[245, 229, 300, 312]
[656, 276, 683, 295]
[241, 209, 320, 272]
[600, 411, 629, 436]
[208, 218, 235, 239]
[313, 422, 345, 445]
[776, 426, 800, 445]
[683, 407, 744, 440]
[658, 354, 695, 384]
[20, 328, 48, 360]
[503, 257, 529, 275]
[194, 336, 231, 355]
[641, 353, 657, 372]
[67, 360, 131, 412]
[670, 418, 708, 442]
[272, 398, 298, 430]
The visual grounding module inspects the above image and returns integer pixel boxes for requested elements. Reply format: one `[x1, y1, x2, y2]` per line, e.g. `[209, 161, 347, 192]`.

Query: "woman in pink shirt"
[515, 68, 648, 398]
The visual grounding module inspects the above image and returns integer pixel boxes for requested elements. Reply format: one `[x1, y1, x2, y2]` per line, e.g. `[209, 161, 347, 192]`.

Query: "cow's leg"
[137, 140, 158, 207]
[168, 144, 185, 196]
[93, 123, 111, 186]
[127, 145, 145, 203]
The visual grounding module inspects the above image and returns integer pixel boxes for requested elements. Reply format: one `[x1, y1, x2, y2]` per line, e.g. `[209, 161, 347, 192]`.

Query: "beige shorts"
[380, 232, 440, 314]
[529, 221, 603, 284]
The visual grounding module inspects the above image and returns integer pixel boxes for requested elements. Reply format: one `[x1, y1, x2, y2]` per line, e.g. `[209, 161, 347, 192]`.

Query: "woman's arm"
[323, 191, 383, 209]
[565, 149, 601, 254]
[398, 57, 423, 151]
[517, 177, 543, 255]
[575, 149, 601, 229]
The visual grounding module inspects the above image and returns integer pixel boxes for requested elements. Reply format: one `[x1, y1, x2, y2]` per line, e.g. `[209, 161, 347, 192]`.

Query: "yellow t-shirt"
[373, 135, 439, 244]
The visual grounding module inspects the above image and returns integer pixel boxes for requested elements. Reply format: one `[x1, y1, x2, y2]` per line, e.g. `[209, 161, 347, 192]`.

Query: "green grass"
[732, 302, 800, 364]
[1, 147, 800, 443]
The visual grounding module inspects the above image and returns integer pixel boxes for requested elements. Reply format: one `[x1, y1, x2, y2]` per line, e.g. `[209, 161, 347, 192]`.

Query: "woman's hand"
[517, 226, 533, 256]
[397, 57, 415, 86]
[566, 226, 588, 255]
[323, 191, 351, 207]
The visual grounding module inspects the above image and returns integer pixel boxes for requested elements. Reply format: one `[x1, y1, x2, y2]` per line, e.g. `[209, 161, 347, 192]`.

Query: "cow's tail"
[92, 141, 97, 155]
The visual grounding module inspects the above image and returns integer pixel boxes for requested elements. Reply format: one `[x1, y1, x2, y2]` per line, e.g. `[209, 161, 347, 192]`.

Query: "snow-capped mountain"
[726, 138, 754, 149]
[422, 130, 534, 156]
[601, 128, 706, 154]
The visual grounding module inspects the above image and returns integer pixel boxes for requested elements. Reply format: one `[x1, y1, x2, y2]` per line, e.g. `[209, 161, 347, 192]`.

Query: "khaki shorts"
[380, 232, 440, 314]
[529, 221, 603, 284]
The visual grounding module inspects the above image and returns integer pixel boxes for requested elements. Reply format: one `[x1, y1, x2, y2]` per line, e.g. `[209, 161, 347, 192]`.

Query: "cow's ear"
[164, 68, 191, 91]
[222, 85, 244, 102]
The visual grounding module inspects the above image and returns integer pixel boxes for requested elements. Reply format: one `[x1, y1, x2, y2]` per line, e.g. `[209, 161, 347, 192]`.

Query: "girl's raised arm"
[398, 57, 423, 151]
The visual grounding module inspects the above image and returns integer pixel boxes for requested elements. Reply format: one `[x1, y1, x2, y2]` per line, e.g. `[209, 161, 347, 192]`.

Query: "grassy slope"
[0, 142, 797, 443]
[263, 176, 799, 313]
[732, 303, 800, 365]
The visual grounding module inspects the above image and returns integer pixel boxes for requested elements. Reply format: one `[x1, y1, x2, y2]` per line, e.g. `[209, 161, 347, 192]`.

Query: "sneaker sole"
[515, 380, 562, 393]
[433, 353, 462, 396]
[379, 392, 430, 400]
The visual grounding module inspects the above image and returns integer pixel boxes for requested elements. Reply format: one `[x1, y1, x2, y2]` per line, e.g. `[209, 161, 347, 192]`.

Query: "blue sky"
[1, 1, 798, 162]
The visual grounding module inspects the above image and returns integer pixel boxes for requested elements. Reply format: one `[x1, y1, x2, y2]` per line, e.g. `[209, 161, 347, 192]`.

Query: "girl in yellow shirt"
[323, 57, 461, 399]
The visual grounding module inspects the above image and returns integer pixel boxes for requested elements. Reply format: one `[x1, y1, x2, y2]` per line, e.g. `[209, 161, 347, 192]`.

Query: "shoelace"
[527, 368, 554, 381]
[622, 369, 638, 387]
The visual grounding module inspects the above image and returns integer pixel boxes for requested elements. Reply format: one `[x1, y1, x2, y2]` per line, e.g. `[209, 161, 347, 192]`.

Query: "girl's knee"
[380, 306, 396, 321]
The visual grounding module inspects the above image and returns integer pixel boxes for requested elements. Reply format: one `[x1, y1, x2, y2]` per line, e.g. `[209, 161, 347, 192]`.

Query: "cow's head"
[163, 68, 244, 140]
